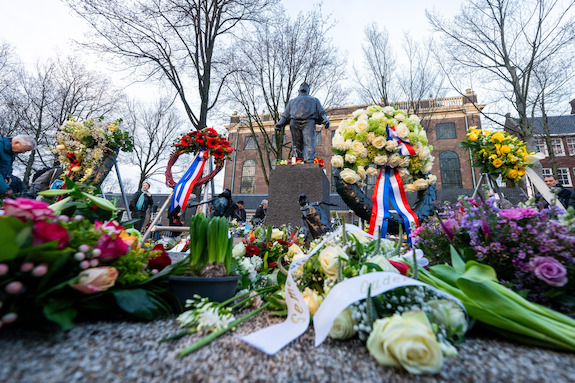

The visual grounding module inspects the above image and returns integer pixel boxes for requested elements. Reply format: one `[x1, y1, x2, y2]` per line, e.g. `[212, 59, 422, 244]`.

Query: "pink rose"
[69, 267, 119, 294]
[3, 198, 55, 221]
[94, 234, 129, 262]
[32, 221, 70, 250]
[529, 256, 568, 287]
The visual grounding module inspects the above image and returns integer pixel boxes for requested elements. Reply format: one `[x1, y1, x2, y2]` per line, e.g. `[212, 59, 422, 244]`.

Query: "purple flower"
[499, 208, 538, 221]
[529, 257, 568, 287]
[440, 218, 459, 241]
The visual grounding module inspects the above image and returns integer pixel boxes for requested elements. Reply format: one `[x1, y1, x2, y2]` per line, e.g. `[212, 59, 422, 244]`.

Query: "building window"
[567, 138, 575, 155]
[244, 135, 257, 150]
[439, 151, 462, 189]
[535, 139, 549, 156]
[240, 160, 256, 193]
[436, 122, 456, 139]
[551, 139, 565, 156]
[543, 168, 572, 187]
[316, 131, 322, 146]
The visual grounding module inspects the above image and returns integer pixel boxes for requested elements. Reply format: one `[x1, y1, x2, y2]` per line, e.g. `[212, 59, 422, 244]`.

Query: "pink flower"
[499, 208, 539, 221]
[32, 221, 70, 250]
[5, 281, 24, 294]
[3, 198, 55, 221]
[94, 234, 129, 262]
[529, 256, 568, 287]
[69, 267, 119, 294]
[95, 220, 124, 235]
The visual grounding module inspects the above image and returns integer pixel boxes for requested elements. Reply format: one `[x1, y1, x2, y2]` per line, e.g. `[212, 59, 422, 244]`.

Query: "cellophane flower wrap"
[460, 126, 533, 184]
[331, 105, 436, 192]
[55, 116, 134, 183]
[174, 127, 233, 167]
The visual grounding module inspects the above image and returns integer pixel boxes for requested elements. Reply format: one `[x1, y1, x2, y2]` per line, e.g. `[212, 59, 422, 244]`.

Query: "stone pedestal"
[266, 164, 331, 228]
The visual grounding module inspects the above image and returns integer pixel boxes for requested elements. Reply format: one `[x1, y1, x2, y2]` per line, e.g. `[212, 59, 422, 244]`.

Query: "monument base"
[265, 164, 330, 228]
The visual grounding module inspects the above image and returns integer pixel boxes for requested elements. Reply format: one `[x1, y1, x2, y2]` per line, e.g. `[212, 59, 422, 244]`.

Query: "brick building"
[223, 89, 485, 213]
[505, 99, 575, 190]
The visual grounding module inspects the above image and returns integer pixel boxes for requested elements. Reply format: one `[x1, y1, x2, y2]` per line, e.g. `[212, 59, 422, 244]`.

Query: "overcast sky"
[0, 0, 463, 194]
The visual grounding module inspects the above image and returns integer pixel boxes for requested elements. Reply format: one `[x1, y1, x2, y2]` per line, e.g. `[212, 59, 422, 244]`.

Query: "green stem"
[216, 286, 276, 309]
[177, 302, 272, 357]
[158, 328, 197, 343]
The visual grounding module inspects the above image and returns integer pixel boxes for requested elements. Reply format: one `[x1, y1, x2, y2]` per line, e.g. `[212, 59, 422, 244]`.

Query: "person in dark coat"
[0, 134, 36, 196]
[568, 189, 575, 211]
[231, 200, 247, 222]
[253, 199, 268, 225]
[129, 181, 154, 231]
[274, 82, 330, 162]
[168, 205, 184, 237]
[543, 175, 572, 208]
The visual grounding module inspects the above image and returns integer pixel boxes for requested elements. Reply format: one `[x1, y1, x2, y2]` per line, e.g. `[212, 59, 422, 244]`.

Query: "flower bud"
[0, 264, 9, 275]
[74, 215, 84, 221]
[74, 252, 86, 261]
[20, 262, 34, 272]
[5, 281, 24, 294]
[428, 299, 468, 337]
[2, 313, 17, 324]
[79, 260, 90, 269]
[92, 249, 102, 257]
[32, 264, 48, 277]
[90, 259, 99, 267]
[58, 215, 70, 222]
[79, 244, 90, 253]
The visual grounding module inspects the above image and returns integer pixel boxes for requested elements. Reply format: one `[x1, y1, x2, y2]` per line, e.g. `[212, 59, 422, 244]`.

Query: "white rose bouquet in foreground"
[331, 105, 436, 192]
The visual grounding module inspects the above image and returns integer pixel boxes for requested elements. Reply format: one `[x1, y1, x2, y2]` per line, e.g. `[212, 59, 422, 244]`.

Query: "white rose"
[287, 244, 304, 261]
[339, 119, 351, 129]
[396, 123, 409, 139]
[366, 166, 379, 177]
[354, 120, 368, 133]
[427, 174, 437, 184]
[372, 112, 385, 120]
[332, 134, 345, 150]
[344, 153, 357, 163]
[318, 245, 348, 277]
[422, 162, 433, 174]
[328, 308, 357, 340]
[349, 230, 369, 244]
[356, 166, 366, 180]
[428, 299, 468, 337]
[357, 147, 369, 158]
[413, 178, 429, 191]
[409, 114, 421, 123]
[366, 311, 443, 375]
[398, 156, 411, 168]
[372, 136, 387, 149]
[395, 113, 406, 122]
[419, 146, 431, 160]
[382, 106, 395, 116]
[271, 228, 284, 240]
[366, 132, 376, 144]
[385, 140, 398, 151]
[301, 287, 322, 315]
[352, 140, 365, 152]
[374, 155, 388, 166]
[232, 243, 246, 257]
[339, 168, 360, 184]
[344, 139, 354, 150]
[387, 153, 402, 168]
[352, 109, 366, 117]
[398, 167, 411, 178]
[331, 155, 344, 168]
[404, 183, 416, 193]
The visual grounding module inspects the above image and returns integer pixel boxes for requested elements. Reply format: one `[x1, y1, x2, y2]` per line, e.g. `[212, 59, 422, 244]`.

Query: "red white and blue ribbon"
[368, 167, 419, 243]
[387, 124, 416, 156]
[171, 150, 208, 212]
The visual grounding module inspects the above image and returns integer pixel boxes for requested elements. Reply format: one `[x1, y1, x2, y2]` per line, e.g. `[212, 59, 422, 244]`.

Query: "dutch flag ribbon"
[171, 150, 209, 212]
[387, 124, 416, 156]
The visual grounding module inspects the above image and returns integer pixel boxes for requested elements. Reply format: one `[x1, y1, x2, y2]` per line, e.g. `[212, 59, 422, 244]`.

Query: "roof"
[530, 115, 575, 135]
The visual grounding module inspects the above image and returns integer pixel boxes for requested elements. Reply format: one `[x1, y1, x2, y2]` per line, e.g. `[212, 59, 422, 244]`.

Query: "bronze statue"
[299, 193, 331, 240]
[275, 82, 330, 162]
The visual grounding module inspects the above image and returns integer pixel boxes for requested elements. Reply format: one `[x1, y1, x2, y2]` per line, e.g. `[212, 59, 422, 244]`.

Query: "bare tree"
[226, 5, 348, 185]
[66, 0, 278, 131]
[122, 97, 184, 189]
[354, 22, 396, 105]
[427, 0, 575, 141]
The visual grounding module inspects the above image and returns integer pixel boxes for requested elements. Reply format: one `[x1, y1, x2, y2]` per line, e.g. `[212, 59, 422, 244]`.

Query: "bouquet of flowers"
[460, 126, 533, 184]
[331, 105, 436, 192]
[55, 116, 134, 183]
[174, 128, 233, 167]
[276, 157, 325, 167]
[0, 192, 181, 330]
[413, 196, 575, 316]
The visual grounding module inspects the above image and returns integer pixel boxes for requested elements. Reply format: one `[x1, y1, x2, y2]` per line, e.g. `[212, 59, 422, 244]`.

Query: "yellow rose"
[507, 168, 518, 179]
[366, 311, 443, 374]
[500, 145, 511, 154]
[492, 158, 503, 168]
[467, 132, 478, 142]
[490, 131, 505, 143]
[318, 245, 348, 277]
[301, 287, 322, 315]
[517, 167, 526, 177]
[328, 308, 357, 340]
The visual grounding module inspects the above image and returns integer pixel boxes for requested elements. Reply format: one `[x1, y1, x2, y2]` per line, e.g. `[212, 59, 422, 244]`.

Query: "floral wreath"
[461, 126, 533, 184]
[165, 128, 233, 188]
[55, 116, 134, 183]
[331, 105, 436, 192]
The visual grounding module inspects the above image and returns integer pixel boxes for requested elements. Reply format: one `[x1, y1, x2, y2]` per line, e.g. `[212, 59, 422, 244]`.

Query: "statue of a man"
[275, 82, 330, 162]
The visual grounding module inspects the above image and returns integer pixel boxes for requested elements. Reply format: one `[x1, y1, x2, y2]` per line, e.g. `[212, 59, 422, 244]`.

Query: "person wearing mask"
[543, 174, 572, 208]
[129, 181, 154, 231]
[253, 199, 268, 225]
[0, 134, 37, 197]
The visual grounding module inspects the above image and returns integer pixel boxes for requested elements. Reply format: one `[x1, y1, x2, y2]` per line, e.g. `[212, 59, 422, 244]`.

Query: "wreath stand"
[141, 151, 222, 243]
[472, 173, 506, 202]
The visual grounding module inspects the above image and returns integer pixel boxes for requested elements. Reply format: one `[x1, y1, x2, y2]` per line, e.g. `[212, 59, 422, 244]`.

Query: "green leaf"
[0, 218, 20, 261]
[113, 288, 169, 321]
[48, 196, 73, 214]
[39, 189, 72, 196]
[43, 302, 77, 331]
[450, 245, 466, 273]
[81, 192, 117, 211]
[364, 262, 384, 272]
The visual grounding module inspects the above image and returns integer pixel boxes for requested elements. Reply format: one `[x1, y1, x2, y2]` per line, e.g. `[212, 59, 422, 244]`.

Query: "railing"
[393, 96, 466, 112]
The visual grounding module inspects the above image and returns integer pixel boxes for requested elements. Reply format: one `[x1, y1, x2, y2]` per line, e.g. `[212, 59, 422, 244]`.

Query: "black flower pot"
[168, 275, 241, 306]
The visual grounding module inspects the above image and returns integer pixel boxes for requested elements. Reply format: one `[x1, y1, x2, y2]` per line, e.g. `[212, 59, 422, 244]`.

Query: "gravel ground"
[1, 312, 575, 383]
